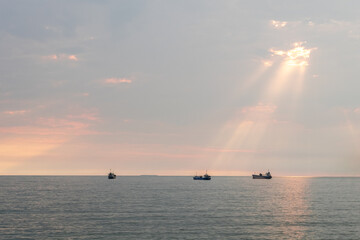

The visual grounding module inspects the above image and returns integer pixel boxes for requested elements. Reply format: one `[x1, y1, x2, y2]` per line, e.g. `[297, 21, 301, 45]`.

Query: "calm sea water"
[0, 176, 359, 239]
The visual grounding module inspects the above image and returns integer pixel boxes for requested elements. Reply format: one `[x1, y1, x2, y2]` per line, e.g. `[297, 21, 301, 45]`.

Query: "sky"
[1, 0, 360, 176]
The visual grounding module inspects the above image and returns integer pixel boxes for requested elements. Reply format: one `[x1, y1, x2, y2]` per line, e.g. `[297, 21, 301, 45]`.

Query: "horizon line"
[1, 174, 360, 178]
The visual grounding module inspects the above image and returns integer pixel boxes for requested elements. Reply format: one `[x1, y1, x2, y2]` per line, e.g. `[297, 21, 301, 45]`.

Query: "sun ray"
[263, 61, 294, 102]
[238, 60, 274, 92]
[209, 42, 316, 174]
[226, 61, 275, 103]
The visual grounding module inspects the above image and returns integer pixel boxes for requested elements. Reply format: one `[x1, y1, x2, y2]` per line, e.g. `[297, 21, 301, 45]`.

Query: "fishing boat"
[108, 170, 116, 179]
[252, 171, 272, 179]
[193, 171, 211, 180]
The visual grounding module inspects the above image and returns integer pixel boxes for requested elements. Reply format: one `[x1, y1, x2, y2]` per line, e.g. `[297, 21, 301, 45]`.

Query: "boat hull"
[193, 177, 211, 180]
[108, 174, 116, 179]
[252, 175, 271, 179]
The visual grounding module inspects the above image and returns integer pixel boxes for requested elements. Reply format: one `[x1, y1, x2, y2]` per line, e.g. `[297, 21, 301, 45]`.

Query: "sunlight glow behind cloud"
[271, 20, 287, 29]
[270, 42, 316, 66]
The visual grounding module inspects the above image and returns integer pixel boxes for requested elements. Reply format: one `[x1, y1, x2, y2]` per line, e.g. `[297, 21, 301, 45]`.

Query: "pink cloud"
[354, 108, 360, 113]
[67, 55, 78, 61]
[104, 78, 132, 84]
[342, 107, 360, 114]
[43, 54, 58, 60]
[42, 54, 78, 61]
[3, 110, 29, 115]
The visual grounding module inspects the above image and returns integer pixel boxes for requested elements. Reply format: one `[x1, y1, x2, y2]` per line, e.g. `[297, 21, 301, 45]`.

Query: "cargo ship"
[252, 171, 272, 179]
[193, 171, 211, 180]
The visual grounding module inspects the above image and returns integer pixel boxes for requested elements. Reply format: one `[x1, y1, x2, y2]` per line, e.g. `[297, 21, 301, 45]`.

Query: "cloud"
[104, 78, 132, 84]
[3, 110, 29, 115]
[309, 20, 358, 33]
[270, 42, 316, 66]
[67, 55, 78, 61]
[42, 54, 79, 61]
[271, 20, 287, 29]
[43, 54, 58, 60]
[354, 108, 360, 113]
[272, 19, 360, 40]
[343, 107, 360, 115]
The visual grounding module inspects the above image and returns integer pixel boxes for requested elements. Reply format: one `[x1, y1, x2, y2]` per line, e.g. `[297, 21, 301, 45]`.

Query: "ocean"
[0, 176, 359, 239]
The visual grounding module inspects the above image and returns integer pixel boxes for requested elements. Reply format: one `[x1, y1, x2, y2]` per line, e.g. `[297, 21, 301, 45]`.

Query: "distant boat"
[252, 171, 272, 179]
[108, 170, 116, 179]
[193, 171, 211, 180]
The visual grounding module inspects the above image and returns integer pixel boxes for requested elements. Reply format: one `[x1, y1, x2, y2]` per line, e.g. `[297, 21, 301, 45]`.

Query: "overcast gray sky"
[1, 0, 360, 176]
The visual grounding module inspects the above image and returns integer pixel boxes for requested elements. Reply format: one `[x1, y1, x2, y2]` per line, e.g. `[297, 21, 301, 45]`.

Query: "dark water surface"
[0, 176, 359, 239]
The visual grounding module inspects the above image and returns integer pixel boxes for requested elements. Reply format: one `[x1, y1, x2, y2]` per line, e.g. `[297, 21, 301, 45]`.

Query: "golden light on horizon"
[0, 137, 65, 174]
[0, 137, 64, 158]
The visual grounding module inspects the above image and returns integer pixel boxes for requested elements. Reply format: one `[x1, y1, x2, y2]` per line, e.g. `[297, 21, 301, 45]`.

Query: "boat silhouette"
[108, 170, 116, 179]
[252, 170, 272, 179]
[193, 171, 211, 180]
